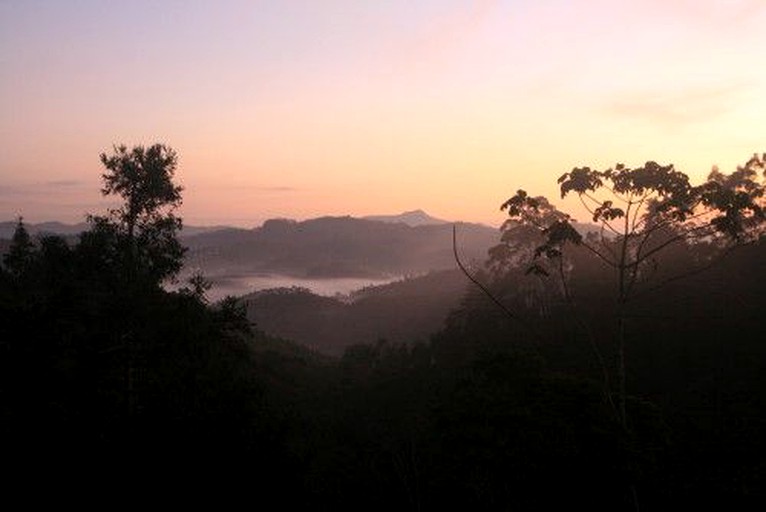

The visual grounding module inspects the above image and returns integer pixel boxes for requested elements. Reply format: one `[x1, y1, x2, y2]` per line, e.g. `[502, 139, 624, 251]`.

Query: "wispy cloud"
[42, 179, 83, 187]
[0, 180, 87, 197]
[646, 0, 766, 30]
[605, 82, 753, 126]
[393, 0, 500, 78]
[258, 185, 297, 192]
[0, 184, 33, 197]
[204, 183, 306, 194]
[210, 184, 299, 193]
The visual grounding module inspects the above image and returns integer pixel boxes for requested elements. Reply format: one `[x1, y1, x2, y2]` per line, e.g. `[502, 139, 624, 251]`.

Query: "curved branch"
[580, 240, 618, 268]
[556, 258, 618, 418]
[628, 243, 746, 302]
[635, 223, 714, 266]
[602, 186, 631, 205]
[630, 192, 650, 233]
[453, 225, 538, 339]
[596, 225, 618, 260]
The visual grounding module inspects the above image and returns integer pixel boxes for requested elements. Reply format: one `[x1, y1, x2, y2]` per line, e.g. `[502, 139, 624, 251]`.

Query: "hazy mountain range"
[0, 220, 229, 239]
[182, 214, 496, 279]
[0, 211, 597, 354]
[1, 211, 600, 282]
[1, 210, 497, 279]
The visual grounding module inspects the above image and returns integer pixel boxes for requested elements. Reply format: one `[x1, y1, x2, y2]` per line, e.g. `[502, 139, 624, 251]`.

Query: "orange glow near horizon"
[2, 1, 766, 228]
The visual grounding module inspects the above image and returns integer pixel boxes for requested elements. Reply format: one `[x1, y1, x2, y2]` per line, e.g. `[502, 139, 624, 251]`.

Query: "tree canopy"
[491, 156, 766, 299]
[2, 147, 766, 507]
[89, 143, 186, 286]
[486, 155, 766, 436]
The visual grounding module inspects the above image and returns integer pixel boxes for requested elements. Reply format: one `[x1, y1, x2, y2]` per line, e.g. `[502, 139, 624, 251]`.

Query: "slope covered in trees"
[243, 269, 469, 355]
[2, 147, 765, 509]
[183, 216, 497, 278]
[0, 146, 305, 494]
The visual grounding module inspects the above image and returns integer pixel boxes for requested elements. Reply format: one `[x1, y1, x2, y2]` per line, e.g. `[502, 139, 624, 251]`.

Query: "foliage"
[2, 148, 766, 507]
[2, 217, 34, 277]
[487, 192, 577, 277]
[489, 155, 766, 431]
[0, 145, 280, 491]
[99, 144, 183, 234]
[492, 157, 765, 294]
[90, 143, 185, 286]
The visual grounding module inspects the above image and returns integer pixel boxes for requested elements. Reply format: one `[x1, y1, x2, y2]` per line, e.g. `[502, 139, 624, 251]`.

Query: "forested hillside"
[2, 146, 765, 509]
[183, 216, 496, 278]
[243, 269, 468, 354]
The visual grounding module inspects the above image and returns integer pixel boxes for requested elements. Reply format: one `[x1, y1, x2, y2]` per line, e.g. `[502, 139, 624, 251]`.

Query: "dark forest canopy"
[242, 268, 469, 355]
[2, 146, 765, 508]
[486, 157, 766, 428]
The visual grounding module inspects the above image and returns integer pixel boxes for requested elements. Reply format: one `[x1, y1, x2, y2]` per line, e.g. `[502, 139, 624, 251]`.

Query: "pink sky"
[2, 0, 766, 227]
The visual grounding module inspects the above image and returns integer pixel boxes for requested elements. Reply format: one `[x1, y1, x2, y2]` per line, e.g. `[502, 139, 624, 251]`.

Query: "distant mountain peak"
[363, 210, 447, 227]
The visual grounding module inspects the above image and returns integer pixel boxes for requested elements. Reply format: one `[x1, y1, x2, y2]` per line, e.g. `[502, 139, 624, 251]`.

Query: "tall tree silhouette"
[492, 157, 765, 423]
[89, 143, 185, 287]
[2, 217, 35, 278]
[84, 144, 186, 420]
[487, 156, 765, 510]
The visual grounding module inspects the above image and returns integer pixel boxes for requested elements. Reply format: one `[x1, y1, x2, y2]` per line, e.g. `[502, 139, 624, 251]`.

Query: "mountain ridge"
[0, 220, 231, 239]
[1, 215, 602, 283]
[183, 215, 498, 279]
[362, 209, 448, 227]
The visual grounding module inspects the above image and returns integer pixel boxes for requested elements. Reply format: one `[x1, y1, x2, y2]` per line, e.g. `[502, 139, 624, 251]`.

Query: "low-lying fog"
[199, 274, 401, 302]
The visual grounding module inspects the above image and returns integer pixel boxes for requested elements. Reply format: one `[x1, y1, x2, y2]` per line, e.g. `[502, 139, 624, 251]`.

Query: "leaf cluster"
[489, 190, 581, 278]
[95, 144, 187, 285]
[493, 156, 766, 300]
[100, 144, 183, 225]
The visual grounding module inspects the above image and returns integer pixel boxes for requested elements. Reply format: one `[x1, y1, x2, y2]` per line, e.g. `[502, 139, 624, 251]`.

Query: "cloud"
[0, 179, 87, 197]
[258, 186, 297, 192]
[42, 179, 83, 187]
[646, 0, 766, 29]
[605, 82, 753, 126]
[392, 0, 501, 78]
[0, 184, 31, 197]
[208, 183, 300, 193]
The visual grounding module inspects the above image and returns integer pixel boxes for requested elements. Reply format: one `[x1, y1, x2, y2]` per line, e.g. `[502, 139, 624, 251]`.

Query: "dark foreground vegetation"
[2, 145, 765, 509]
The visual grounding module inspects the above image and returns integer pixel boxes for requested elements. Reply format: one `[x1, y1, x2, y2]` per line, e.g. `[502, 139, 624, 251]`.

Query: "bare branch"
[556, 257, 618, 419]
[628, 243, 747, 302]
[580, 239, 618, 268]
[453, 225, 539, 338]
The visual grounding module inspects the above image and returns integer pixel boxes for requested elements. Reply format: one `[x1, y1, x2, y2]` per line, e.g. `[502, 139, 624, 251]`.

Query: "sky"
[2, 0, 766, 227]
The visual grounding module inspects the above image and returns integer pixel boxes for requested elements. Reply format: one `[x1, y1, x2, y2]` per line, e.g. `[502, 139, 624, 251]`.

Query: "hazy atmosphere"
[3, 0, 766, 225]
[3, 1, 766, 508]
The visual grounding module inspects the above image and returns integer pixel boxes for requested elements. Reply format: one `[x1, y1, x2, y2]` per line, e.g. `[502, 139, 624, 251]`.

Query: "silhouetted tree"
[492, 157, 765, 425]
[2, 217, 35, 278]
[456, 156, 760, 510]
[90, 143, 185, 287]
[77, 144, 188, 421]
